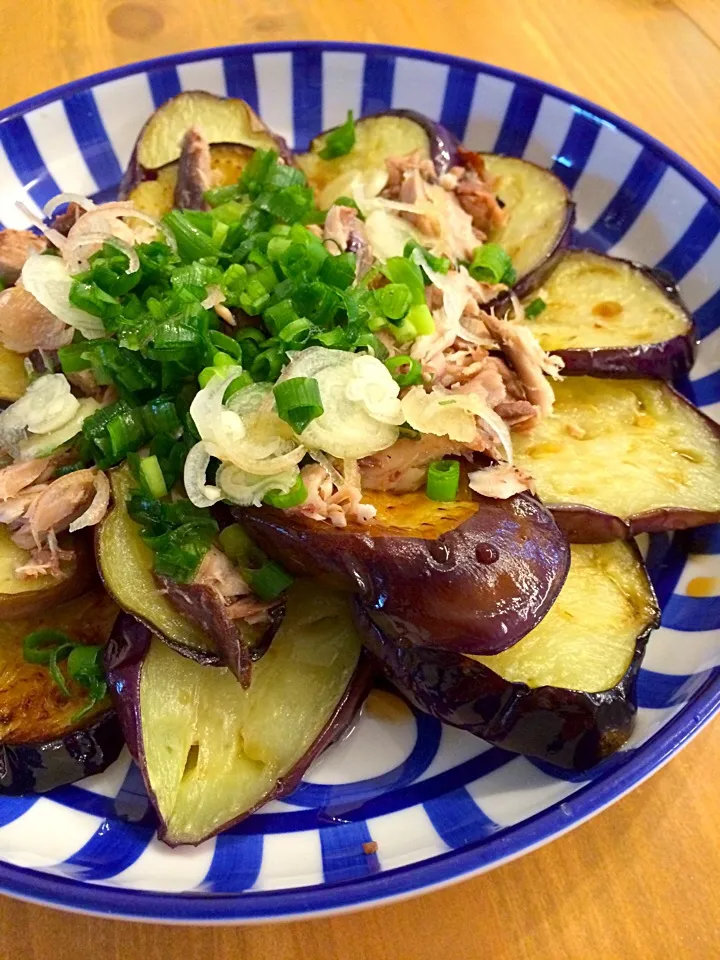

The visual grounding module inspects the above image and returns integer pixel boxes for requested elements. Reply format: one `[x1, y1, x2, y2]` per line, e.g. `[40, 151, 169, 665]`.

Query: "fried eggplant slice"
[0, 526, 96, 620]
[96, 467, 219, 664]
[105, 582, 370, 846]
[297, 110, 460, 208]
[240, 488, 570, 656]
[0, 589, 123, 793]
[519, 250, 696, 379]
[481, 154, 574, 295]
[513, 377, 720, 540]
[359, 541, 659, 770]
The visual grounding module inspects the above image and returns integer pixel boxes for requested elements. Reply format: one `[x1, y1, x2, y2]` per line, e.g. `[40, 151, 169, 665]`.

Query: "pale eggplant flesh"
[359, 541, 659, 771]
[0, 590, 123, 794]
[481, 154, 575, 296]
[96, 466, 220, 664]
[518, 249, 696, 379]
[105, 581, 370, 846]
[513, 377, 720, 541]
[297, 110, 461, 208]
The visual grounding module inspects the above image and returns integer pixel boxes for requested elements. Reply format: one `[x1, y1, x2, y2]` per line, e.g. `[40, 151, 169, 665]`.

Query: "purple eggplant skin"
[0, 710, 123, 795]
[552, 262, 697, 380]
[240, 492, 571, 657]
[104, 613, 373, 844]
[356, 603, 656, 772]
[305, 109, 461, 176]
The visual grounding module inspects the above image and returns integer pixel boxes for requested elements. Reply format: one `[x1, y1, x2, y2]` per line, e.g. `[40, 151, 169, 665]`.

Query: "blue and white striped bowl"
[0, 41, 718, 923]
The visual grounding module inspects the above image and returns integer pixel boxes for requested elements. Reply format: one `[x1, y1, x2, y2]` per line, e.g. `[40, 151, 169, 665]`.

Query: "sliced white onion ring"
[69, 470, 110, 532]
[42, 193, 96, 219]
[217, 462, 299, 507]
[21, 254, 105, 339]
[183, 441, 223, 509]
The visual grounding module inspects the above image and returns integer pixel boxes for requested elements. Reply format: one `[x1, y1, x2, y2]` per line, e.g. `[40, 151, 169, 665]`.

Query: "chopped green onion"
[278, 317, 313, 348]
[426, 459, 460, 502]
[319, 111, 356, 160]
[319, 252, 357, 290]
[22, 629, 72, 665]
[67, 644, 104, 687]
[163, 210, 218, 261]
[205, 184, 242, 207]
[264, 298, 298, 336]
[382, 258, 426, 305]
[223, 372, 253, 402]
[525, 297, 547, 319]
[209, 330, 242, 360]
[468, 243, 516, 285]
[273, 376, 323, 433]
[405, 303, 435, 336]
[49, 644, 74, 698]
[404, 240, 451, 276]
[139, 455, 168, 499]
[218, 523, 265, 569]
[377, 283, 412, 320]
[250, 345, 285, 382]
[385, 355, 423, 387]
[247, 560, 294, 600]
[264, 475, 308, 509]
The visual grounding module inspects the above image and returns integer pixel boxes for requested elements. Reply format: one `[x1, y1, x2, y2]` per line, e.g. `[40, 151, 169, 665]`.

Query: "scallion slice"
[264, 475, 307, 509]
[385, 355, 423, 387]
[273, 376, 323, 434]
[426, 459, 460, 501]
[525, 297, 547, 319]
[319, 110, 356, 160]
[377, 283, 412, 321]
[247, 560, 294, 601]
[468, 243, 516, 285]
[139, 455, 168, 499]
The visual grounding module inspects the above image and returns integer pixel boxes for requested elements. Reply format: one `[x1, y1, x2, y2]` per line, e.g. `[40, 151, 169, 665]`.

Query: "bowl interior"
[0, 42, 718, 922]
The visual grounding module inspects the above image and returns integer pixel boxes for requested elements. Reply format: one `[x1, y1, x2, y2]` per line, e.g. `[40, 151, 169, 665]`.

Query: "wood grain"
[0, 0, 719, 956]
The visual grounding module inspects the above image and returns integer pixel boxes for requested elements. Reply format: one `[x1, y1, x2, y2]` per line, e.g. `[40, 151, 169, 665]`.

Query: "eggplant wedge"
[0, 589, 123, 793]
[297, 110, 460, 209]
[513, 377, 720, 541]
[0, 526, 96, 620]
[481, 154, 574, 296]
[240, 488, 570, 656]
[105, 582, 369, 846]
[119, 91, 289, 196]
[519, 250, 696, 379]
[96, 467, 219, 664]
[359, 541, 659, 771]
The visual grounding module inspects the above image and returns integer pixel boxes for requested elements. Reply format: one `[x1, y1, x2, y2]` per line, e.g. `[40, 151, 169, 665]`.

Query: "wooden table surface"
[1, 0, 719, 956]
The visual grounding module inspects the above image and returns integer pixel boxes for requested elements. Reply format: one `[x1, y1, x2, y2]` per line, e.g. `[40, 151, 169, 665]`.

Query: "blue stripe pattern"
[424, 788, 497, 848]
[320, 820, 379, 884]
[361, 52, 395, 115]
[223, 54, 259, 111]
[439, 66, 477, 139]
[655, 202, 720, 282]
[148, 66, 181, 107]
[291, 48, 323, 150]
[0, 42, 718, 923]
[0, 116, 60, 208]
[580, 148, 666, 251]
[493, 85, 543, 156]
[63, 91, 122, 191]
[551, 109, 602, 190]
[204, 832, 263, 892]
